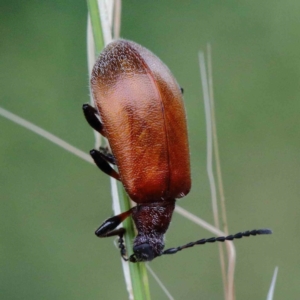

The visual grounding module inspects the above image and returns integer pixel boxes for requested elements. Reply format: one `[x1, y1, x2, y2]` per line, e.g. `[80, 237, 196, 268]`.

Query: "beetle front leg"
[95, 210, 132, 260]
[82, 104, 106, 137]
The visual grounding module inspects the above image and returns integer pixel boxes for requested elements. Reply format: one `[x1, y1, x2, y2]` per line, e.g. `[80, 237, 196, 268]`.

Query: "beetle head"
[129, 243, 155, 262]
[129, 233, 165, 262]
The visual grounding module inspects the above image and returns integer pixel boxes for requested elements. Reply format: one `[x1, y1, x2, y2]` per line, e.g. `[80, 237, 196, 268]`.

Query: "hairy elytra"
[91, 39, 191, 202]
[83, 39, 272, 263]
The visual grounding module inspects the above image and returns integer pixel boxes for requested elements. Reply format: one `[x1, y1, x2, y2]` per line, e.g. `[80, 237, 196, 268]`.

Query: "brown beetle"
[83, 40, 271, 262]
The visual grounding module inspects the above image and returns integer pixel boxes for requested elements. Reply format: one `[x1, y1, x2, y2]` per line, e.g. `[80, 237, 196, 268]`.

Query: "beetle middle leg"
[99, 146, 116, 165]
[95, 210, 132, 260]
[90, 149, 120, 181]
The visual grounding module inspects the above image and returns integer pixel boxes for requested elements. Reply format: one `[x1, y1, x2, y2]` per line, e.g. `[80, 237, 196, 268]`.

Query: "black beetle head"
[130, 243, 155, 262]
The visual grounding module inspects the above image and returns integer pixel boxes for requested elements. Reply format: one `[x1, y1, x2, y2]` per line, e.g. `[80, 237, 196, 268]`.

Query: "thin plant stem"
[176, 206, 227, 236]
[266, 267, 279, 300]
[87, 15, 102, 149]
[87, 1, 150, 299]
[113, 0, 121, 39]
[87, 0, 104, 56]
[97, 0, 113, 46]
[206, 44, 234, 300]
[199, 51, 228, 300]
[0, 107, 92, 163]
[207, 43, 229, 236]
[146, 264, 174, 300]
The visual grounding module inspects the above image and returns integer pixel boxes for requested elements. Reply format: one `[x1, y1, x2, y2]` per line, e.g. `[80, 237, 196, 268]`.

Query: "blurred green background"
[1, 1, 299, 299]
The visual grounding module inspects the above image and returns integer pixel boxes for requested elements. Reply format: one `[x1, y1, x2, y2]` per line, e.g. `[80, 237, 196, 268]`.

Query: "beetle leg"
[90, 149, 120, 180]
[180, 87, 184, 94]
[95, 210, 132, 261]
[98, 228, 128, 261]
[95, 210, 131, 237]
[99, 146, 116, 165]
[82, 104, 106, 137]
[117, 231, 128, 261]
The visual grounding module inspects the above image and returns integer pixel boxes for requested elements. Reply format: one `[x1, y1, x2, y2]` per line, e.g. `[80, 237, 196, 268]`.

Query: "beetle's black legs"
[83, 104, 117, 167]
[90, 149, 120, 180]
[95, 210, 131, 237]
[82, 104, 106, 137]
[95, 210, 132, 260]
[180, 87, 184, 94]
[84, 104, 125, 257]
[162, 229, 272, 256]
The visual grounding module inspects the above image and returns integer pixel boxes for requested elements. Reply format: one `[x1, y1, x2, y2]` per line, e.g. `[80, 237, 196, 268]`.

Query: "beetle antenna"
[162, 229, 272, 256]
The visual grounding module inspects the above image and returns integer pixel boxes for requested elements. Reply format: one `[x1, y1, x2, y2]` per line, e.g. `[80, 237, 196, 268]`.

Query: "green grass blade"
[87, 1, 151, 299]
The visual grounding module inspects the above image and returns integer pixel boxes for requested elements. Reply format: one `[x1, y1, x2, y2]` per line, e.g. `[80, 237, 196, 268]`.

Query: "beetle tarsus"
[118, 232, 129, 261]
[90, 149, 120, 180]
[99, 146, 116, 165]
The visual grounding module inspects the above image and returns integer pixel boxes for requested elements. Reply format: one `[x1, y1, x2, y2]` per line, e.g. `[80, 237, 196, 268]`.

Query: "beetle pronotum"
[83, 39, 271, 263]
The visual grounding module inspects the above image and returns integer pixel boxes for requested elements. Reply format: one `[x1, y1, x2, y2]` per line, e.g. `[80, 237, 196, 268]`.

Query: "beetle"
[83, 39, 271, 263]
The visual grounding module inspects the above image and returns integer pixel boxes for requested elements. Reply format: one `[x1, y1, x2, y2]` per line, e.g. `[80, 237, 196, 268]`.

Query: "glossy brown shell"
[91, 39, 191, 203]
